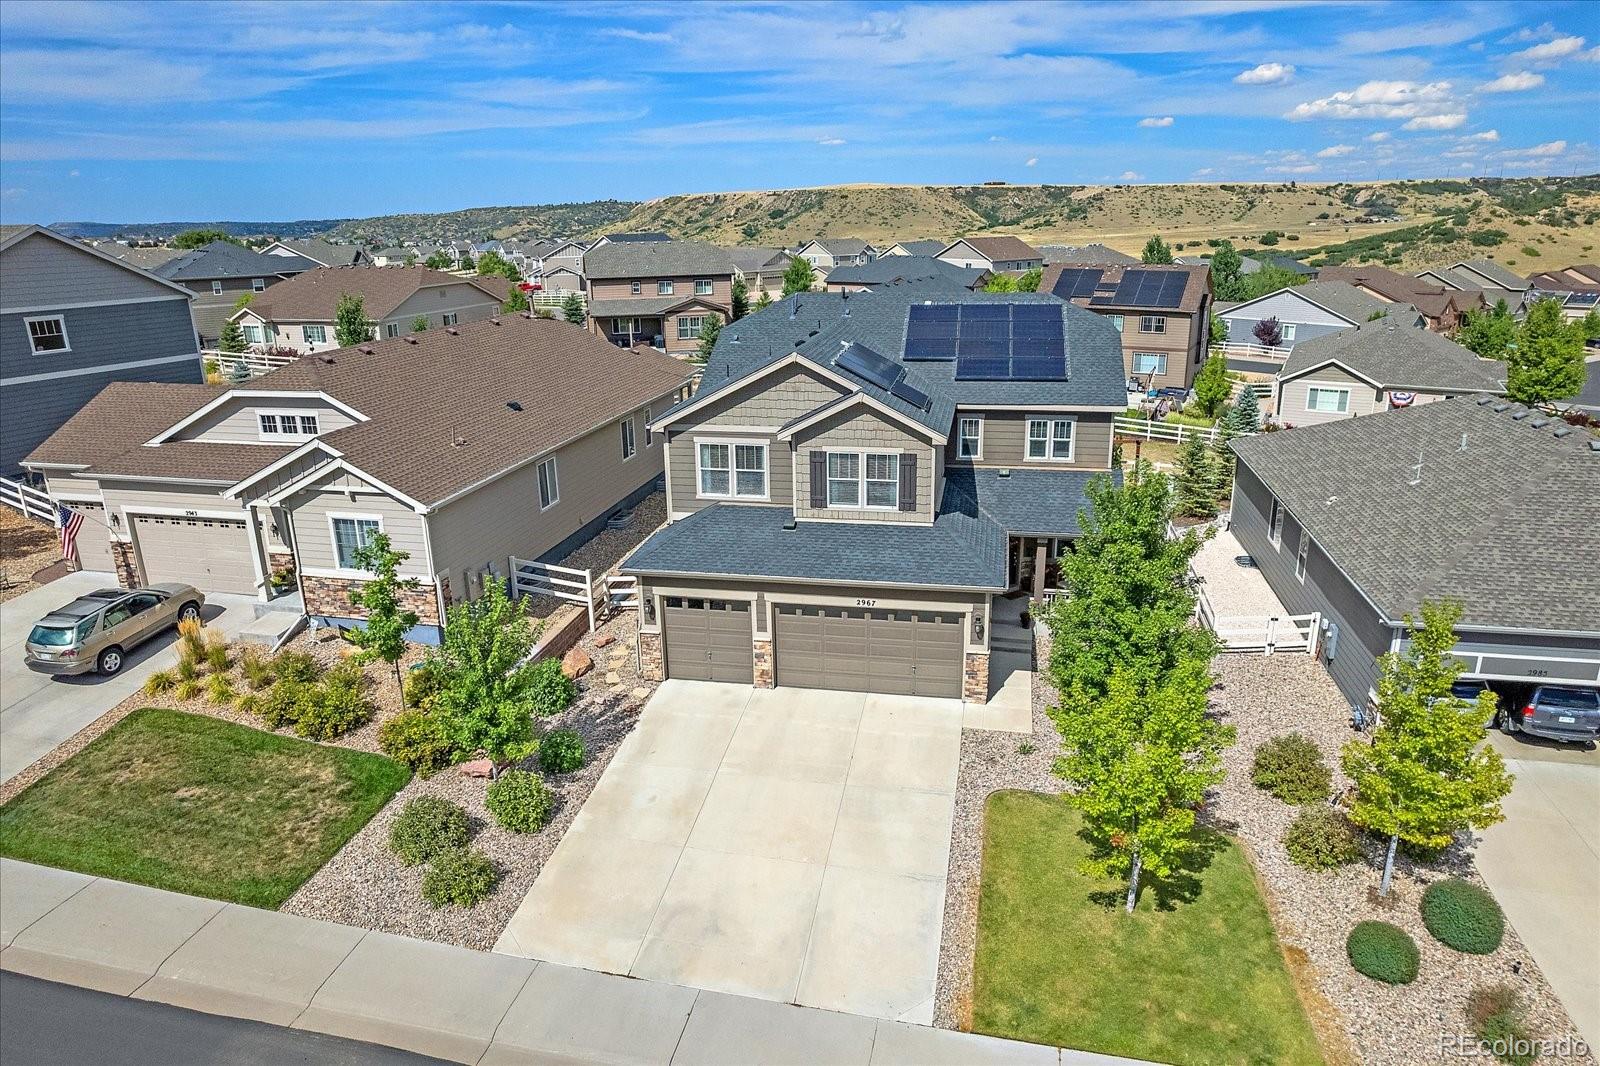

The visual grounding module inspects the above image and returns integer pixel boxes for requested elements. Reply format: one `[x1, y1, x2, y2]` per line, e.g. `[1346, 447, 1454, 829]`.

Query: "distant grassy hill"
[325, 200, 638, 245]
[48, 219, 349, 240]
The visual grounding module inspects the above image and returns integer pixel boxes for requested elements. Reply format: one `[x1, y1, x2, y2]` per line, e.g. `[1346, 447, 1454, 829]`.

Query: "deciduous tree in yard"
[1140, 235, 1173, 264]
[1253, 316, 1283, 348]
[501, 286, 528, 314]
[346, 532, 421, 701]
[333, 293, 370, 348]
[424, 252, 451, 270]
[561, 292, 585, 324]
[1456, 299, 1515, 361]
[1209, 241, 1245, 301]
[1209, 310, 1228, 348]
[411, 315, 429, 332]
[782, 256, 816, 296]
[1341, 601, 1512, 896]
[1505, 297, 1586, 405]
[1017, 267, 1043, 293]
[429, 580, 544, 761]
[984, 273, 1019, 293]
[475, 250, 521, 281]
[1192, 354, 1232, 418]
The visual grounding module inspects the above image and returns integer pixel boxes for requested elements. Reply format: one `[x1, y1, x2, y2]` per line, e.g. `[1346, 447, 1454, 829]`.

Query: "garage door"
[66, 502, 114, 572]
[663, 597, 754, 683]
[133, 514, 256, 595]
[774, 605, 963, 698]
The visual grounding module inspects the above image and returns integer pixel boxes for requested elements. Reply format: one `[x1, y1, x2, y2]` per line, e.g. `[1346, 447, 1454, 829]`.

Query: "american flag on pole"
[57, 504, 84, 563]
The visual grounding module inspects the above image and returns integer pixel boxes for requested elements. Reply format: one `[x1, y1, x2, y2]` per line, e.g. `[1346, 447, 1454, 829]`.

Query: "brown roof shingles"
[950, 236, 1042, 262]
[243, 265, 501, 322]
[24, 382, 224, 469]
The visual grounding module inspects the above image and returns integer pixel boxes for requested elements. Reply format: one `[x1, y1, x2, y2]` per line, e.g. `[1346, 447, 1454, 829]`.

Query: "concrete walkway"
[0, 858, 1137, 1065]
[0, 572, 266, 784]
[966, 593, 1033, 734]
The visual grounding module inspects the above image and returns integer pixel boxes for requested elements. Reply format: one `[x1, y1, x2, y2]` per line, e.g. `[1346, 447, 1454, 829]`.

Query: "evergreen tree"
[1209, 240, 1245, 301]
[561, 292, 586, 325]
[731, 277, 750, 320]
[697, 314, 723, 360]
[1220, 387, 1262, 437]
[218, 319, 247, 354]
[782, 256, 816, 296]
[1192, 354, 1232, 418]
[1342, 601, 1513, 896]
[1505, 297, 1586, 404]
[333, 293, 371, 348]
[755, 290, 773, 311]
[459, 253, 475, 271]
[1172, 433, 1223, 518]
[1140, 235, 1173, 264]
[227, 359, 252, 385]
[1456, 299, 1515, 360]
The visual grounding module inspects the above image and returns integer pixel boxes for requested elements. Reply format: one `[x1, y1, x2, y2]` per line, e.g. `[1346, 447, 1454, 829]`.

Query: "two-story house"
[823, 256, 988, 293]
[1318, 265, 1486, 333]
[1041, 262, 1213, 392]
[878, 240, 947, 258]
[262, 239, 371, 268]
[25, 315, 693, 642]
[794, 238, 877, 278]
[230, 266, 504, 354]
[1214, 280, 1406, 358]
[937, 236, 1043, 275]
[620, 285, 1126, 703]
[584, 241, 736, 356]
[153, 240, 315, 347]
[0, 225, 205, 477]
[725, 247, 793, 302]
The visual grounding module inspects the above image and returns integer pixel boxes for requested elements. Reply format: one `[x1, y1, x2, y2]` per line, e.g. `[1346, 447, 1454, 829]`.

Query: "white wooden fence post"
[1265, 616, 1277, 656]
[584, 567, 596, 632]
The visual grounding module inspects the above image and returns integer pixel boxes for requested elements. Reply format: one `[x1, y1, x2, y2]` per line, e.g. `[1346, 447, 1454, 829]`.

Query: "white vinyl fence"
[0, 476, 54, 523]
[510, 557, 640, 632]
[202, 348, 299, 379]
[1195, 588, 1320, 655]
[1211, 341, 1293, 362]
[1113, 415, 1228, 445]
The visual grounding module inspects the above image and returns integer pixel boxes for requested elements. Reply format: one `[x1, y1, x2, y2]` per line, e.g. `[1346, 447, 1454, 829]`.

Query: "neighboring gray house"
[263, 239, 371, 268]
[823, 256, 989, 293]
[0, 224, 204, 478]
[795, 238, 877, 275]
[1215, 281, 1406, 355]
[724, 247, 792, 301]
[154, 240, 315, 347]
[1230, 397, 1600, 710]
[937, 237, 1043, 274]
[1274, 315, 1504, 425]
[1416, 259, 1528, 311]
[879, 240, 946, 258]
[1043, 243, 1139, 266]
[26, 315, 694, 639]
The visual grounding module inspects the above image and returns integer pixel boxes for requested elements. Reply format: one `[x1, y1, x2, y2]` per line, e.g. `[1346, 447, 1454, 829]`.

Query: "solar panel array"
[902, 303, 1067, 381]
[834, 342, 932, 411]
[1089, 269, 1188, 309]
[1049, 267, 1105, 300]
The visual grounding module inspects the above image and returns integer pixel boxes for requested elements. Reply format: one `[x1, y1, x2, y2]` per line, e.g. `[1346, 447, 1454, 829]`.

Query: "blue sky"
[1, 0, 1596, 224]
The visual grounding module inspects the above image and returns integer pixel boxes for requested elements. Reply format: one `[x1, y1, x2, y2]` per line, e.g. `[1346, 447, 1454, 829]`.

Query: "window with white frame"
[24, 315, 70, 354]
[644, 407, 652, 446]
[826, 452, 860, 507]
[1025, 418, 1074, 461]
[957, 416, 983, 459]
[243, 323, 263, 344]
[824, 451, 898, 509]
[1282, 322, 1297, 342]
[864, 453, 899, 508]
[251, 277, 266, 293]
[657, 280, 674, 295]
[385, 322, 399, 338]
[1295, 531, 1309, 581]
[211, 280, 223, 295]
[677, 315, 705, 340]
[537, 457, 559, 509]
[620, 418, 636, 460]
[614, 317, 636, 334]
[442, 313, 458, 326]
[1109, 314, 1124, 333]
[695, 278, 713, 295]
[303, 325, 327, 344]
[1139, 315, 1166, 334]
[1132, 352, 1168, 376]
[1268, 498, 1284, 547]
[258, 411, 319, 440]
[1305, 385, 1350, 413]
[697, 441, 767, 499]
[330, 516, 380, 570]
[630, 280, 641, 294]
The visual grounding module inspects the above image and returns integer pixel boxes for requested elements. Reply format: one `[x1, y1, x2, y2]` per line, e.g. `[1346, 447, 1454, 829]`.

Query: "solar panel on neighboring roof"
[1049, 267, 1104, 300]
[904, 336, 953, 360]
[950, 303, 1072, 381]
[835, 342, 903, 392]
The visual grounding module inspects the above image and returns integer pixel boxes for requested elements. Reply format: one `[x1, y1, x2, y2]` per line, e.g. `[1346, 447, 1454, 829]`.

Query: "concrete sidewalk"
[0, 859, 1138, 1065]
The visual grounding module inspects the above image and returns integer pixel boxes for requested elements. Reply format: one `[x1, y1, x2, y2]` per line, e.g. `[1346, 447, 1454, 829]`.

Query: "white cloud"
[817, 137, 846, 146]
[1366, 131, 1391, 142]
[1478, 71, 1544, 92]
[1137, 116, 1173, 128]
[1402, 113, 1467, 130]
[1287, 80, 1458, 121]
[1267, 163, 1319, 174]
[1193, 167, 1215, 177]
[1118, 171, 1141, 181]
[1316, 144, 1356, 158]
[1234, 62, 1294, 85]
[1025, 156, 1038, 167]
[1463, 129, 1501, 141]
[68, 169, 79, 177]
[1510, 35, 1585, 63]
[1503, 22, 1556, 43]
[988, 135, 1007, 142]
[1580, 45, 1600, 62]
[1516, 139, 1568, 157]
[599, 28, 672, 43]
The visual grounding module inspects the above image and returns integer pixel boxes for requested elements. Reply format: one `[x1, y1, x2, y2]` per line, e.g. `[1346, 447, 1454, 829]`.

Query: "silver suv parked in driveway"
[24, 583, 204, 677]
[1504, 685, 1600, 745]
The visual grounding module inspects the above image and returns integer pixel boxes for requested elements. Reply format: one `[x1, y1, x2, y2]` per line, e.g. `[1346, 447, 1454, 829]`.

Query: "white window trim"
[644, 407, 653, 447]
[657, 280, 675, 295]
[1295, 531, 1309, 582]
[537, 457, 560, 511]
[957, 416, 984, 460]
[694, 436, 770, 501]
[256, 410, 320, 442]
[1131, 351, 1168, 376]
[630, 281, 642, 295]
[302, 324, 328, 344]
[1024, 417, 1076, 463]
[251, 277, 266, 293]
[326, 512, 384, 577]
[243, 323, 264, 344]
[1281, 322, 1297, 342]
[1139, 315, 1167, 334]
[677, 315, 705, 341]
[1268, 498, 1284, 549]
[1304, 382, 1352, 414]
[23, 314, 71, 355]
[211, 280, 223, 295]
[1110, 314, 1124, 333]
[621, 418, 637, 461]
[694, 278, 713, 295]
[442, 313, 459, 327]
[822, 448, 903, 511]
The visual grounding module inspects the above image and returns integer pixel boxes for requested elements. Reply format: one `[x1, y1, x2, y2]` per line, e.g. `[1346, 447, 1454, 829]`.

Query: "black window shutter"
[809, 451, 827, 508]
[899, 453, 917, 511]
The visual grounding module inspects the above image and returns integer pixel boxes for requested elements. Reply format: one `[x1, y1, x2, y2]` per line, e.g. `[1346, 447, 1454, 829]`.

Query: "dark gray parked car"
[1504, 685, 1600, 744]
[24, 583, 204, 677]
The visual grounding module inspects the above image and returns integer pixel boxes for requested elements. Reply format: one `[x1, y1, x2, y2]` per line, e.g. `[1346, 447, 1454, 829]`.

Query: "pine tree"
[782, 256, 816, 296]
[697, 315, 723, 360]
[1220, 387, 1262, 437]
[755, 290, 773, 311]
[731, 277, 749, 320]
[227, 359, 252, 385]
[1140, 235, 1173, 264]
[333, 294, 370, 348]
[561, 292, 585, 324]
[1173, 434, 1222, 518]
[218, 319, 247, 354]
[1505, 297, 1586, 404]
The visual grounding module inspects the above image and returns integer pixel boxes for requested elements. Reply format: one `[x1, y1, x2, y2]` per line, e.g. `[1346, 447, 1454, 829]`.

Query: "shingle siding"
[945, 410, 1114, 470]
[792, 407, 934, 524]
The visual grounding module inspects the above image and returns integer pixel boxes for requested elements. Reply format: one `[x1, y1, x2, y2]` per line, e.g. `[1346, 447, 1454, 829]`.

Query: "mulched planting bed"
[517, 489, 664, 620]
[0, 508, 61, 604]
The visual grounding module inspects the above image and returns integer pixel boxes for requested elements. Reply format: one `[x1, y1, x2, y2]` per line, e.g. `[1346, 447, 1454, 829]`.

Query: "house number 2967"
[855, 598, 877, 607]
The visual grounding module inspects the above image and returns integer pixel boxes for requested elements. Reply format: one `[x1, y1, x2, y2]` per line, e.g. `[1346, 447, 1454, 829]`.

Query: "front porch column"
[246, 506, 270, 602]
[1031, 539, 1047, 602]
[1013, 537, 1026, 592]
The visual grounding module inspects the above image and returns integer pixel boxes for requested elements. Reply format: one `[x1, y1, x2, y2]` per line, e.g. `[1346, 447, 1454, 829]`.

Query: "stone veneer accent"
[753, 639, 774, 688]
[111, 541, 139, 588]
[962, 651, 990, 704]
[301, 574, 442, 627]
[638, 631, 664, 681]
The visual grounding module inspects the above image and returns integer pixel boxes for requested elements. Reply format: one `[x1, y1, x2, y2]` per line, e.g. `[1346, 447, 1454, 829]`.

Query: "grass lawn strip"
[971, 789, 1323, 1066]
[0, 708, 410, 908]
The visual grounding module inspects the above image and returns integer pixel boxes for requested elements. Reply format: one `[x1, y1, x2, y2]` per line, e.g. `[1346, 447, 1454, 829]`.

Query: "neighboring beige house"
[231, 266, 503, 353]
[878, 240, 946, 257]
[1040, 262, 1213, 392]
[794, 238, 876, 277]
[584, 241, 735, 356]
[25, 315, 694, 641]
[725, 247, 792, 301]
[937, 236, 1042, 274]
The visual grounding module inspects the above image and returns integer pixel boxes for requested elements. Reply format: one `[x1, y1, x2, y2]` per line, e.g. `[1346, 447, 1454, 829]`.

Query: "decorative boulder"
[594, 633, 616, 649]
[561, 648, 593, 680]
[459, 758, 494, 778]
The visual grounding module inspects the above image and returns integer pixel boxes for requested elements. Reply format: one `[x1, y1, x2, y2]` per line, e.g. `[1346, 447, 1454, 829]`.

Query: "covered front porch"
[1007, 535, 1071, 602]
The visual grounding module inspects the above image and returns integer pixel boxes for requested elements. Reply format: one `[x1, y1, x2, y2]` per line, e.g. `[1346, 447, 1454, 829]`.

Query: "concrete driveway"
[1476, 730, 1600, 1049]
[496, 680, 962, 1023]
[1, 572, 262, 784]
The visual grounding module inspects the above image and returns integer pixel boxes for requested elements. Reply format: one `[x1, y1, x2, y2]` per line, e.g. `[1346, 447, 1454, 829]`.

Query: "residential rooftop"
[584, 240, 736, 281]
[1279, 315, 1506, 393]
[238, 265, 500, 322]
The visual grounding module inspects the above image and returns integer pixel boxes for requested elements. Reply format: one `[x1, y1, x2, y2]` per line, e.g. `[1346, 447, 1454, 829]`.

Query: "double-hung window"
[1268, 498, 1285, 547]
[303, 324, 327, 344]
[211, 280, 223, 295]
[697, 441, 766, 499]
[385, 323, 399, 338]
[1026, 418, 1074, 461]
[537, 457, 559, 509]
[825, 451, 898, 509]
[657, 280, 674, 295]
[1139, 315, 1166, 334]
[1295, 531, 1309, 581]
[826, 452, 860, 507]
[1132, 352, 1167, 376]
[258, 412, 318, 440]
[442, 313, 458, 327]
[864, 453, 899, 508]
[694, 278, 713, 295]
[251, 277, 266, 293]
[630, 280, 642, 295]
[24, 315, 69, 354]
[243, 323, 264, 344]
[620, 419, 636, 460]
[330, 516, 380, 570]
[957, 416, 983, 459]
[1305, 385, 1350, 413]
[677, 315, 704, 341]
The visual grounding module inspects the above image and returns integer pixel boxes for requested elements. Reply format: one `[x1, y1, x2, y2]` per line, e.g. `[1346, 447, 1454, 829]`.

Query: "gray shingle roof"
[1041, 243, 1139, 266]
[156, 241, 314, 282]
[1278, 316, 1506, 393]
[823, 256, 986, 288]
[1291, 281, 1402, 323]
[943, 466, 1121, 536]
[887, 240, 946, 257]
[807, 237, 872, 256]
[583, 240, 735, 280]
[273, 239, 367, 267]
[1230, 396, 1600, 633]
[1452, 259, 1527, 291]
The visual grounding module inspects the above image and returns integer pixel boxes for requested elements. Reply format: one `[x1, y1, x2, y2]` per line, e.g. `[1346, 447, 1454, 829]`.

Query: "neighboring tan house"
[528, 239, 587, 281]
[1042, 243, 1139, 266]
[1230, 396, 1600, 711]
[878, 240, 946, 258]
[1318, 265, 1486, 333]
[937, 236, 1043, 274]
[231, 266, 503, 353]
[621, 285, 1127, 702]
[583, 241, 736, 356]
[0, 225, 205, 478]
[1274, 314, 1504, 425]
[794, 238, 876, 276]
[725, 247, 793, 301]
[823, 256, 989, 293]
[1041, 262, 1213, 392]
[1524, 264, 1600, 292]
[370, 247, 414, 267]
[1214, 280, 1408, 356]
[153, 241, 315, 347]
[263, 239, 371, 268]
[25, 315, 694, 641]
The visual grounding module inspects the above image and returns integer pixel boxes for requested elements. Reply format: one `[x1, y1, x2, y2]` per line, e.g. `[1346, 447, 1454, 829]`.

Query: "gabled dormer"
[144, 389, 367, 447]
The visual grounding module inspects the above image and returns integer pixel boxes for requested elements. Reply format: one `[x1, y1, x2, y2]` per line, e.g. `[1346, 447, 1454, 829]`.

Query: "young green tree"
[754, 290, 773, 311]
[782, 256, 816, 296]
[1219, 387, 1262, 437]
[1017, 267, 1043, 292]
[411, 315, 429, 333]
[501, 285, 529, 314]
[1575, 307, 1600, 342]
[232, 291, 255, 313]
[429, 580, 544, 760]
[1172, 433, 1224, 518]
[1505, 297, 1587, 404]
[983, 272, 1019, 292]
[697, 314, 723, 360]
[459, 253, 475, 271]
[1237, 262, 1311, 300]
[731, 276, 750, 320]
[345, 532, 421, 699]
[1192, 354, 1232, 418]
[1209, 240, 1245, 301]
[475, 250, 521, 280]
[171, 228, 239, 249]
[561, 292, 586, 324]
[1209, 309, 1229, 347]
[227, 359, 252, 385]
[404, 252, 417, 267]
[1341, 601, 1513, 896]
[1456, 299, 1515, 360]
[424, 251, 451, 270]
[1140, 235, 1174, 264]
[333, 293, 371, 347]
[217, 319, 247, 354]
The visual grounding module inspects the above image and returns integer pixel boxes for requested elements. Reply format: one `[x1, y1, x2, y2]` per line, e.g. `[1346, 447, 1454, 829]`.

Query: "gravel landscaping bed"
[1209, 653, 1593, 1066]
[517, 489, 664, 620]
[0, 508, 61, 604]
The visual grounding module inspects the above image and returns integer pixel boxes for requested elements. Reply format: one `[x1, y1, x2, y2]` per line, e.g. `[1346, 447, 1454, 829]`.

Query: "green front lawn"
[972, 791, 1323, 1066]
[0, 708, 410, 908]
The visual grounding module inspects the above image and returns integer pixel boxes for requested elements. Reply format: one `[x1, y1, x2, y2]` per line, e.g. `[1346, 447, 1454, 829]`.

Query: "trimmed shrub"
[388, 796, 469, 866]
[486, 769, 554, 833]
[403, 662, 443, 710]
[175, 656, 201, 683]
[1422, 879, 1505, 955]
[379, 710, 454, 778]
[255, 679, 311, 730]
[234, 692, 259, 715]
[1346, 921, 1419, 984]
[1251, 733, 1333, 805]
[174, 678, 202, 702]
[422, 847, 499, 908]
[1282, 805, 1362, 870]
[273, 650, 323, 684]
[528, 657, 577, 716]
[294, 677, 373, 740]
[538, 729, 586, 774]
[1467, 984, 1538, 1066]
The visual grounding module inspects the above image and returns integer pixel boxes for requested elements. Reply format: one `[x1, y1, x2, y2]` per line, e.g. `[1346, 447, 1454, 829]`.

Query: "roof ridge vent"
[358, 345, 374, 354]
[1530, 416, 1551, 429]
[1476, 395, 1494, 405]
[506, 401, 523, 412]
[490, 317, 500, 326]
[1510, 408, 1529, 421]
